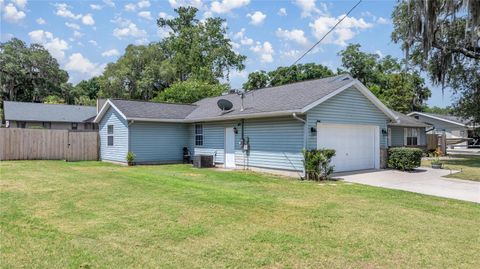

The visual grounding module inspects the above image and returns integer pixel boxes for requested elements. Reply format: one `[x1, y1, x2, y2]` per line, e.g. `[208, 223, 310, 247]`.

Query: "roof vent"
[217, 99, 233, 111]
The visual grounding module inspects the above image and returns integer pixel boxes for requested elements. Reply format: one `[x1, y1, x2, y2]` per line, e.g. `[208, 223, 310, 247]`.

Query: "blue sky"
[1, 0, 453, 107]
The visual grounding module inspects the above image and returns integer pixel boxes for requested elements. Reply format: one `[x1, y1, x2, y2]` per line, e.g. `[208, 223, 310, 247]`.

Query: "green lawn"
[422, 155, 480, 181]
[1, 161, 479, 268]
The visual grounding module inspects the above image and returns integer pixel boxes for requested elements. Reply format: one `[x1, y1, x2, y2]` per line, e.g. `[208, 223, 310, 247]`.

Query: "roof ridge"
[110, 98, 197, 107]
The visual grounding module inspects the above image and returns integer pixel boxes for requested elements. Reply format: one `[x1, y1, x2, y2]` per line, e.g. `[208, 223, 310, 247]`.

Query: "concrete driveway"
[337, 168, 480, 203]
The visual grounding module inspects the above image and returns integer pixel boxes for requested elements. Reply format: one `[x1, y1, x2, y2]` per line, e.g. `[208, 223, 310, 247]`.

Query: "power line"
[292, 0, 363, 66]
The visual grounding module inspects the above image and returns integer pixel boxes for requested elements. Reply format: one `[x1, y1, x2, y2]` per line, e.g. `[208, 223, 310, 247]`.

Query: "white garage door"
[317, 123, 379, 172]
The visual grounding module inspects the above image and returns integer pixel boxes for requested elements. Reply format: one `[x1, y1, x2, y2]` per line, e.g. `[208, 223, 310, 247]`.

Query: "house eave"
[407, 112, 468, 128]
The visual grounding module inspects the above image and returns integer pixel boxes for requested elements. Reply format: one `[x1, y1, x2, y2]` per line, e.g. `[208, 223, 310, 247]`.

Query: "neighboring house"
[407, 112, 474, 148]
[3, 101, 97, 130]
[94, 75, 400, 174]
[387, 111, 430, 148]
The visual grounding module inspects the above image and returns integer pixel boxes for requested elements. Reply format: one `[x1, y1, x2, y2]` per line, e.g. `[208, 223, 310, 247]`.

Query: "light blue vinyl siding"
[389, 126, 426, 147]
[191, 121, 239, 164]
[237, 118, 304, 171]
[306, 87, 389, 149]
[129, 122, 189, 163]
[99, 107, 129, 163]
[191, 117, 304, 171]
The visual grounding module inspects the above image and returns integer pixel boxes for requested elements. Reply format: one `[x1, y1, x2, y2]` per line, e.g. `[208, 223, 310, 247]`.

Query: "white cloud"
[137, 0, 150, 9]
[377, 17, 389, 24]
[103, 0, 115, 8]
[246, 11, 266, 25]
[211, 0, 250, 14]
[88, 40, 98, 46]
[65, 22, 80, 30]
[309, 15, 373, 46]
[158, 12, 173, 20]
[250, 41, 274, 63]
[280, 49, 301, 59]
[13, 0, 27, 9]
[90, 4, 102, 10]
[278, 8, 287, 16]
[374, 49, 383, 57]
[101, 49, 120, 57]
[276, 28, 309, 46]
[294, 0, 327, 17]
[36, 17, 46, 25]
[65, 53, 104, 77]
[157, 28, 172, 39]
[138, 11, 152, 20]
[233, 28, 253, 46]
[135, 38, 149, 45]
[124, 3, 136, 11]
[54, 3, 81, 19]
[168, 0, 204, 9]
[28, 30, 69, 61]
[82, 14, 95, 25]
[73, 31, 83, 38]
[3, 3, 26, 23]
[113, 21, 147, 39]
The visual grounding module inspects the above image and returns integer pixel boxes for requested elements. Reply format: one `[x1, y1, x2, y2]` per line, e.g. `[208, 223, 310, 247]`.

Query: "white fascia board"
[300, 81, 356, 113]
[352, 81, 398, 121]
[93, 99, 127, 123]
[407, 112, 467, 127]
[300, 80, 397, 121]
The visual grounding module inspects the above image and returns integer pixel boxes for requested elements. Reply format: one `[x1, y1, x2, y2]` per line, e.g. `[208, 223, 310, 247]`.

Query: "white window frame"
[195, 124, 203, 146]
[107, 125, 114, 146]
[404, 128, 419, 146]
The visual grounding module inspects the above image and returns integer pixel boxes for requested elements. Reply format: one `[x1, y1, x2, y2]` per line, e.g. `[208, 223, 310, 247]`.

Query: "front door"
[225, 127, 236, 168]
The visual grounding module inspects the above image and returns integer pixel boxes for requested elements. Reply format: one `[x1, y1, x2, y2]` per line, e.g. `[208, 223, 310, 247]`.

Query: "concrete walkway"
[336, 168, 480, 203]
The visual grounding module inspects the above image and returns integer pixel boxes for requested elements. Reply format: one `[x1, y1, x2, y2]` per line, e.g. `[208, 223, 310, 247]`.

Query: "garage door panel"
[317, 124, 376, 172]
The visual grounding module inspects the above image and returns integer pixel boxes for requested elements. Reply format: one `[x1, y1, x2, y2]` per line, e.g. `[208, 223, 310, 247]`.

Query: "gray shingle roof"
[388, 111, 430, 127]
[186, 74, 355, 120]
[3, 101, 97, 123]
[110, 99, 197, 120]
[420, 112, 472, 125]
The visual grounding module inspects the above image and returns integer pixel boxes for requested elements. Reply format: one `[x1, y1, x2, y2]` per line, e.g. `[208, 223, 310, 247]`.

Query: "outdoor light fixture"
[382, 129, 388, 135]
[233, 127, 238, 134]
[310, 127, 317, 133]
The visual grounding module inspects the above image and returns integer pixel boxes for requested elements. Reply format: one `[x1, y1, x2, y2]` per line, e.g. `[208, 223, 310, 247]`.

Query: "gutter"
[292, 112, 307, 149]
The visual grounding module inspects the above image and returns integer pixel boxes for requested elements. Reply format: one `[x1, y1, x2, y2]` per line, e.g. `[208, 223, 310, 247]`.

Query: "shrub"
[126, 152, 136, 165]
[388, 147, 423, 171]
[302, 148, 336, 180]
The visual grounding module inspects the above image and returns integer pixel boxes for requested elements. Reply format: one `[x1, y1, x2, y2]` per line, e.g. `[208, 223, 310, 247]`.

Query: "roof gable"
[407, 112, 469, 127]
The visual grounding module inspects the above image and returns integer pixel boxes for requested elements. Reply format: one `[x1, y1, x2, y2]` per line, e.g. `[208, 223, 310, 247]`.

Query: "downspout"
[292, 113, 307, 178]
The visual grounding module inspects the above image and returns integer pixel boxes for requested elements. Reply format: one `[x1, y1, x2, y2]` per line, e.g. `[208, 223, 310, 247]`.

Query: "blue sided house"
[94, 75, 425, 174]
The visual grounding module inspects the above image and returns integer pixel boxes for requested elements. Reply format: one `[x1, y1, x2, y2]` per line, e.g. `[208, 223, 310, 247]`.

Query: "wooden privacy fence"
[0, 128, 99, 161]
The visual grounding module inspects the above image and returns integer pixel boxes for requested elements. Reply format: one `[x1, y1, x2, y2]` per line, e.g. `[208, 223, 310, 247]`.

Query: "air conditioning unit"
[193, 155, 214, 168]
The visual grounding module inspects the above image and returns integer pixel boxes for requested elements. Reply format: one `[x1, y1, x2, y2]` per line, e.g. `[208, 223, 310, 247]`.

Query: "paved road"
[337, 168, 480, 203]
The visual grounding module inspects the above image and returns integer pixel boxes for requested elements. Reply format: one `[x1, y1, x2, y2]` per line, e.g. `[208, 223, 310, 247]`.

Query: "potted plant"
[126, 151, 136, 166]
[431, 157, 443, 169]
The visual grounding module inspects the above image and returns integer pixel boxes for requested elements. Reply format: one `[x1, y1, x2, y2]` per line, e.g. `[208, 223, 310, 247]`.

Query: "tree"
[392, 0, 480, 123]
[97, 43, 175, 100]
[152, 79, 228, 104]
[158, 6, 246, 83]
[0, 38, 69, 102]
[242, 63, 334, 91]
[424, 106, 453, 115]
[339, 44, 431, 113]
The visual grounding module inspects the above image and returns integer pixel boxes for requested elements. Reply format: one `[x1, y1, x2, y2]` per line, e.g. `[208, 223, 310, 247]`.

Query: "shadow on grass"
[445, 155, 480, 168]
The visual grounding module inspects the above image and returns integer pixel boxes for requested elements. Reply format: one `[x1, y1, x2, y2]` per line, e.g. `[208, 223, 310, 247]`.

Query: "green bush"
[126, 152, 136, 164]
[302, 148, 336, 180]
[388, 147, 423, 171]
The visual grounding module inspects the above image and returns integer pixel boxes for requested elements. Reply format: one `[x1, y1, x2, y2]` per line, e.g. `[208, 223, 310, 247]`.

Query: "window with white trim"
[405, 128, 419, 146]
[107, 125, 114, 146]
[195, 124, 203, 146]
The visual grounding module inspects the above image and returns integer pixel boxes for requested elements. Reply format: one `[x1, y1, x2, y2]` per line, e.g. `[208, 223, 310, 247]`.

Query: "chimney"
[96, 99, 106, 114]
